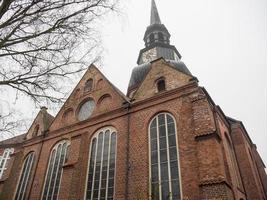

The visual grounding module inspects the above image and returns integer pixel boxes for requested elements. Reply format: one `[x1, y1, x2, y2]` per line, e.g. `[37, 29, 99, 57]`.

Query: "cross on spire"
[150, 0, 161, 25]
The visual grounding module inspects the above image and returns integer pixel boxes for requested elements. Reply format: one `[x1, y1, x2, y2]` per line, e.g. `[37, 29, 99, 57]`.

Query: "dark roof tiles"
[127, 59, 192, 93]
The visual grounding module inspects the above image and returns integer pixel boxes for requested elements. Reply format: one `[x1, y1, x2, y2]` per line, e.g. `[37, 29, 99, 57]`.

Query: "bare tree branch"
[0, 0, 118, 103]
[0, 0, 120, 135]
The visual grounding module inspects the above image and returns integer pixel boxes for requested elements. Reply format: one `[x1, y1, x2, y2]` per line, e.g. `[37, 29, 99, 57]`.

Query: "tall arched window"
[0, 148, 14, 178]
[149, 113, 181, 200]
[15, 152, 35, 200]
[85, 127, 117, 200]
[42, 140, 70, 200]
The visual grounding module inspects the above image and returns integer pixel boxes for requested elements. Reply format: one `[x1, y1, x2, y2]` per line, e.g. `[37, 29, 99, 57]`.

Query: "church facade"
[0, 1, 266, 199]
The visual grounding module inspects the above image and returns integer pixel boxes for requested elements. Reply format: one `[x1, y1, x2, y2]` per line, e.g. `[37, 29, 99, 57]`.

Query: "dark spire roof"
[150, 0, 161, 25]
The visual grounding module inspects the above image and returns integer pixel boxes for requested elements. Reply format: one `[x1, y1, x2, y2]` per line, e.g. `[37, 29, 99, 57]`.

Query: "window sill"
[63, 161, 77, 169]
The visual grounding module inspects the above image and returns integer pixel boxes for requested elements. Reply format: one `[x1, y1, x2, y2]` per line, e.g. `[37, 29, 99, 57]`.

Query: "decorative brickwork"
[200, 182, 234, 200]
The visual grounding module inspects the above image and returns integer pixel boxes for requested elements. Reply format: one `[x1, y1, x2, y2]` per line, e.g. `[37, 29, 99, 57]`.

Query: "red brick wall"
[230, 122, 266, 200]
[128, 91, 201, 199]
[0, 68, 266, 200]
[252, 146, 267, 197]
[0, 86, 243, 200]
[216, 114, 246, 199]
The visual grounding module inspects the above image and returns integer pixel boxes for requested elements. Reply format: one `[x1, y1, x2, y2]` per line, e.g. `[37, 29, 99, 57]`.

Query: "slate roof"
[0, 134, 25, 146]
[128, 59, 192, 93]
[151, 0, 161, 25]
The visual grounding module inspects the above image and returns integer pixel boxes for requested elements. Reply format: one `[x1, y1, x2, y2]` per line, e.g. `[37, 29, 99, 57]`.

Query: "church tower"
[128, 0, 192, 97]
[138, 0, 181, 64]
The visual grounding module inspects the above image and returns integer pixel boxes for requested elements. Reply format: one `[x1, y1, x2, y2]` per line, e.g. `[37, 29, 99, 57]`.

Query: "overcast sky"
[2, 0, 267, 165]
[99, 0, 267, 164]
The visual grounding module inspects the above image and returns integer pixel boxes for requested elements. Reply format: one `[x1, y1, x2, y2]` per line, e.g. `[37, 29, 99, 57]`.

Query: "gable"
[49, 65, 128, 131]
[25, 107, 54, 140]
[132, 59, 193, 101]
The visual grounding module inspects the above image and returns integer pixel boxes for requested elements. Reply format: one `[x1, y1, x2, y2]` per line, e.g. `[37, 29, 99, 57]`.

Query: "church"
[0, 0, 266, 199]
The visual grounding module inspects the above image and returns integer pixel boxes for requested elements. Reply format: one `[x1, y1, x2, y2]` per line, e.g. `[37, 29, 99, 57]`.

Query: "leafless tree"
[0, 110, 26, 138]
[0, 99, 27, 138]
[0, 0, 118, 102]
[0, 0, 119, 135]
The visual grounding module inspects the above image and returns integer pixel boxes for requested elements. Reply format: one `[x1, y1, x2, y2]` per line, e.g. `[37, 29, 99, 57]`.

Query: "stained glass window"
[149, 113, 181, 200]
[86, 127, 117, 200]
[42, 140, 70, 200]
[0, 148, 14, 178]
[15, 152, 35, 200]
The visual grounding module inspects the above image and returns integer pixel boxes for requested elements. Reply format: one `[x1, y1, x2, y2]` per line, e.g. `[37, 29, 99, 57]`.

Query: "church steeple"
[137, 0, 181, 64]
[128, 0, 192, 96]
[150, 0, 161, 25]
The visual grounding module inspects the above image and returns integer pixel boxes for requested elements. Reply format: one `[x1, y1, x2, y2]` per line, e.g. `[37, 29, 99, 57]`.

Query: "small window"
[149, 34, 155, 43]
[157, 79, 166, 92]
[84, 79, 93, 92]
[33, 125, 39, 137]
[158, 32, 164, 42]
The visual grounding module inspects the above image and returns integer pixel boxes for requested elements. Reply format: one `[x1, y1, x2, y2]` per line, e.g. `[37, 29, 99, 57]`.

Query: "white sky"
[2, 0, 267, 166]
[100, 0, 267, 164]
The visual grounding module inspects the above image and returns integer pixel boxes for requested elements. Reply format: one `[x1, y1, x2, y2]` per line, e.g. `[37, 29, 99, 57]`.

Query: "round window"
[78, 99, 95, 121]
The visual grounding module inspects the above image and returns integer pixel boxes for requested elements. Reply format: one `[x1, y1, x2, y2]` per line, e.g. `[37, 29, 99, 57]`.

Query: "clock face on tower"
[141, 48, 157, 63]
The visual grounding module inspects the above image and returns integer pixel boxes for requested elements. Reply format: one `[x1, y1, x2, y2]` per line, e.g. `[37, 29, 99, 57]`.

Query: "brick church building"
[0, 0, 266, 199]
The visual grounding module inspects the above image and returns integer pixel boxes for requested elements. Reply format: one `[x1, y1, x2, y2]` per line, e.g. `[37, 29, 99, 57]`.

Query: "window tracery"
[149, 113, 181, 200]
[15, 152, 35, 200]
[86, 127, 117, 200]
[42, 140, 70, 200]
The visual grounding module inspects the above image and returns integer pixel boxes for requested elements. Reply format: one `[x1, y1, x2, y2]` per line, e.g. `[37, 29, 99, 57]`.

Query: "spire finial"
[150, 0, 161, 25]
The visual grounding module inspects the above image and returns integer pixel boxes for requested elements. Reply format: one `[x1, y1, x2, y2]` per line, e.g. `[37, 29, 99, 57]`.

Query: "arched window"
[84, 79, 93, 92]
[42, 140, 70, 200]
[14, 152, 35, 200]
[0, 148, 14, 178]
[149, 113, 181, 200]
[157, 78, 166, 92]
[33, 125, 39, 137]
[85, 127, 117, 200]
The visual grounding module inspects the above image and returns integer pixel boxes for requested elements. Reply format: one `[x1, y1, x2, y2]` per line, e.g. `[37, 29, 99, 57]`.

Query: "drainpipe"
[124, 102, 131, 200]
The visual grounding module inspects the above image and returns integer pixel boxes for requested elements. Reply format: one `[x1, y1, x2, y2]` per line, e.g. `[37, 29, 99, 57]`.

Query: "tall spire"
[150, 0, 161, 25]
[136, 0, 183, 65]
